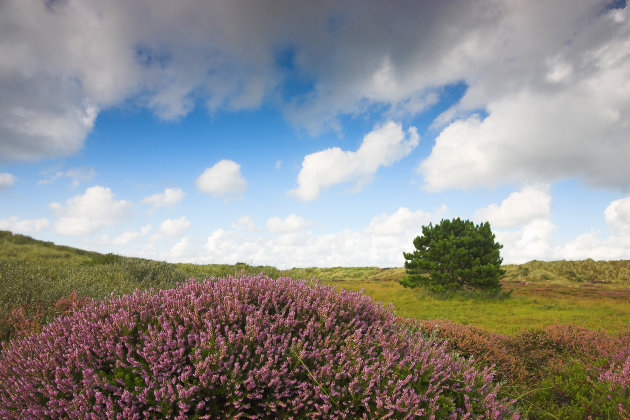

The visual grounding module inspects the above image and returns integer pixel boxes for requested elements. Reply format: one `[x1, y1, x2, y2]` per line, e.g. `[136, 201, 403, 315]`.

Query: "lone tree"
[401, 218, 505, 292]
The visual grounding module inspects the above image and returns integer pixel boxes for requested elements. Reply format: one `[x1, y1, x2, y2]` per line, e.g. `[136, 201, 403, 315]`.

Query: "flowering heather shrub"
[0, 275, 517, 419]
[0, 305, 43, 344]
[416, 320, 630, 417]
[598, 352, 630, 419]
[537, 324, 628, 362]
[417, 320, 525, 384]
[52, 290, 92, 318]
[504, 326, 630, 418]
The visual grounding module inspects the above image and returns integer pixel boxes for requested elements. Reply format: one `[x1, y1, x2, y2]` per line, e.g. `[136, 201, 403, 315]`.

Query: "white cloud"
[553, 230, 630, 260]
[142, 187, 185, 212]
[290, 121, 419, 201]
[266, 214, 311, 233]
[496, 219, 557, 265]
[472, 185, 556, 264]
[38, 167, 96, 187]
[112, 224, 152, 246]
[232, 215, 256, 231]
[51, 186, 130, 235]
[0, 216, 49, 235]
[418, 3, 630, 191]
[367, 206, 439, 236]
[3, 1, 629, 193]
[474, 185, 551, 228]
[170, 236, 194, 259]
[194, 206, 446, 268]
[604, 196, 630, 233]
[554, 195, 630, 260]
[196, 160, 247, 198]
[159, 216, 191, 237]
[0, 173, 16, 188]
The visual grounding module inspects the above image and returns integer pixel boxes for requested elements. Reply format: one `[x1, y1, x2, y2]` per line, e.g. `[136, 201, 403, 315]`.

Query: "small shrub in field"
[0, 275, 517, 419]
[0, 305, 43, 344]
[53, 291, 92, 317]
[417, 320, 526, 384]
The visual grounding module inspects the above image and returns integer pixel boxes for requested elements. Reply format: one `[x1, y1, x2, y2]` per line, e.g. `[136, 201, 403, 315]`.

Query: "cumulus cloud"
[3, 0, 629, 193]
[112, 225, 152, 246]
[473, 185, 556, 264]
[496, 220, 557, 265]
[196, 206, 446, 268]
[51, 186, 130, 235]
[170, 236, 194, 259]
[159, 216, 191, 237]
[232, 215, 256, 231]
[142, 187, 185, 212]
[554, 196, 630, 260]
[0, 216, 49, 235]
[419, 3, 630, 191]
[196, 160, 247, 198]
[290, 121, 419, 201]
[266, 214, 311, 233]
[474, 185, 551, 228]
[0, 173, 16, 189]
[367, 206, 442, 236]
[38, 167, 96, 187]
[604, 196, 630, 233]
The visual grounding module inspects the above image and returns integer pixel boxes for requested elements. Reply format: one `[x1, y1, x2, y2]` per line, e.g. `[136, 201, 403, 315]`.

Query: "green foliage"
[401, 218, 505, 292]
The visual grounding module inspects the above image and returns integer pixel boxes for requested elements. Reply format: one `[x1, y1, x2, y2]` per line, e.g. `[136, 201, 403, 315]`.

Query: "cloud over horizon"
[50, 186, 130, 235]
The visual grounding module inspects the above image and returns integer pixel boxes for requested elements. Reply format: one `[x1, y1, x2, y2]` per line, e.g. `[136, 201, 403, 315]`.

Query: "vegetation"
[0, 275, 516, 418]
[416, 321, 630, 418]
[1, 230, 629, 417]
[401, 218, 504, 292]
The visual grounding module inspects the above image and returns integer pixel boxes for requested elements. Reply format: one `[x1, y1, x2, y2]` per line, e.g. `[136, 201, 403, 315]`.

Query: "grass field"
[287, 265, 630, 335]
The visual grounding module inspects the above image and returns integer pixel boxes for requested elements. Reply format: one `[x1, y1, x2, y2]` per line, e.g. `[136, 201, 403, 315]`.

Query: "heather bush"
[0, 275, 517, 418]
[416, 321, 630, 417]
[52, 290, 92, 318]
[417, 320, 526, 384]
[0, 305, 43, 343]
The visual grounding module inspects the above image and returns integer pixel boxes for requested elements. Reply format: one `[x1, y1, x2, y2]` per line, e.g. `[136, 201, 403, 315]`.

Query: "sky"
[1, 0, 630, 268]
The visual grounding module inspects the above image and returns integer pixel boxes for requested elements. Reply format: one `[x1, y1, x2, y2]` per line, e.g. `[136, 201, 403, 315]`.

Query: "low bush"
[0, 275, 517, 418]
[417, 321, 630, 417]
[417, 320, 526, 384]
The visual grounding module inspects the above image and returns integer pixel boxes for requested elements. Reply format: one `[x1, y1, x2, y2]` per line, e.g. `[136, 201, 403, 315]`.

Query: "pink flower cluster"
[0, 275, 517, 418]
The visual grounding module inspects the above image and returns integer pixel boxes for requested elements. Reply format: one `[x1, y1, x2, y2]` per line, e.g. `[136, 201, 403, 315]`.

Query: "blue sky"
[1, 0, 629, 267]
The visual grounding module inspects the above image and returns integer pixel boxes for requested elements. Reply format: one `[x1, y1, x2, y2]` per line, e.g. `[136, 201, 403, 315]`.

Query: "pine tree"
[401, 218, 505, 292]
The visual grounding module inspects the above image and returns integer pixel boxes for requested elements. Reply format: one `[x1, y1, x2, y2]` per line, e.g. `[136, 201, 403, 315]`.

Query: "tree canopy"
[401, 218, 505, 292]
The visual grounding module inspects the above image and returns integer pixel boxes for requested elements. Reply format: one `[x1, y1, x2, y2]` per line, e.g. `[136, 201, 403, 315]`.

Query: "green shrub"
[402, 218, 504, 292]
